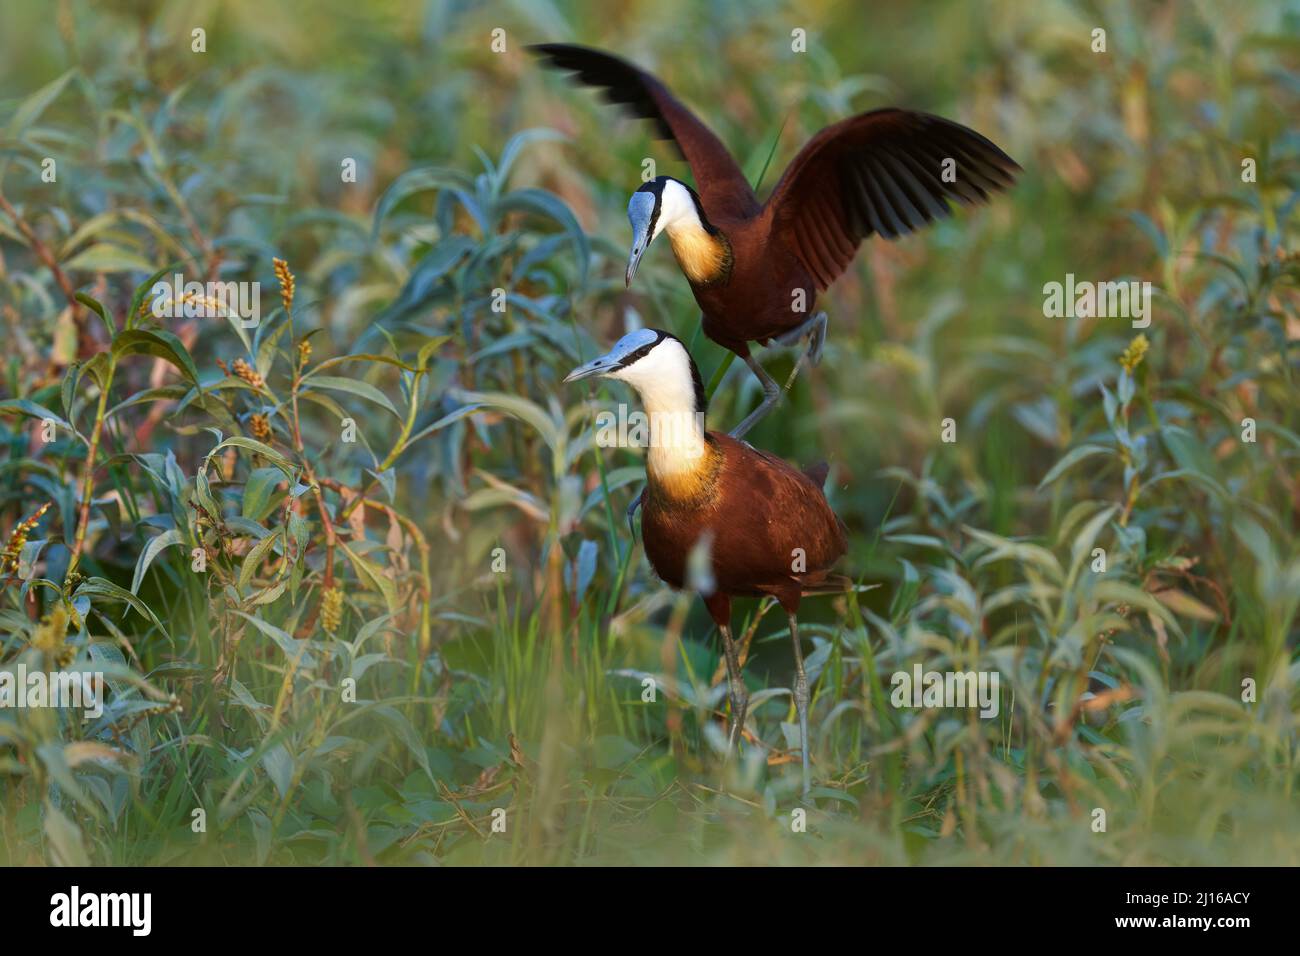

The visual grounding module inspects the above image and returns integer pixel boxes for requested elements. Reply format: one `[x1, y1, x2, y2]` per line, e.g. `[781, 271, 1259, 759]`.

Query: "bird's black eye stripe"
[617, 329, 670, 368]
[634, 178, 665, 240]
[614, 330, 706, 415]
[617, 342, 658, 367]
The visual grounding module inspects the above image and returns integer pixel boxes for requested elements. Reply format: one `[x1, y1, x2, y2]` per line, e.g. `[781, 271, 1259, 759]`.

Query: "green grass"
[0, 0, 1298, 865]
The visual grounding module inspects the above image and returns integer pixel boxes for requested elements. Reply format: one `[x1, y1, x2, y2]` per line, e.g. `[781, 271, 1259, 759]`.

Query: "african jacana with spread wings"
[564, 328, 849, 796]
[533, 43, 1021, 437]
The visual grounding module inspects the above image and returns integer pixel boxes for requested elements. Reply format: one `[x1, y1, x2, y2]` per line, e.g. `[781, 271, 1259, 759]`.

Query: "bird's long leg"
[773, 310, 829, 367]
[788, 611, 811, 798]
[718, 623, 749, 764]
[728, 353, 782, 439]
[778, 311, 829, 392]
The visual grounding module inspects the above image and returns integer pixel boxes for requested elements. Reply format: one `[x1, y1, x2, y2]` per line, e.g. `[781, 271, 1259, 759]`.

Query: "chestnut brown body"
[562, 328, 849, 794]
[640, 432, 847, 620]
[532, 43, 1020, 362]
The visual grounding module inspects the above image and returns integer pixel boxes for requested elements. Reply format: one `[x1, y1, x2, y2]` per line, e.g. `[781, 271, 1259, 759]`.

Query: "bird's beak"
[563, 352, 617, 384]
[625, 226, 651, 287]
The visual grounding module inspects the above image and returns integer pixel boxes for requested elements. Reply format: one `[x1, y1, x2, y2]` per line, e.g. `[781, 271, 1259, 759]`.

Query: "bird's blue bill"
[563, 328, 660, 383]
[625, 235, 649, 287]
[563, 355, 617, 383]
[625, 191, 655, 286]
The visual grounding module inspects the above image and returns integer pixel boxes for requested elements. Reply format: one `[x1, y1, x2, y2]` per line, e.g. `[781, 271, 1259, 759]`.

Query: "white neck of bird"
[656, 182, 726, 285]
[612, 338, 708, 479]
[640, 381, 706, 478]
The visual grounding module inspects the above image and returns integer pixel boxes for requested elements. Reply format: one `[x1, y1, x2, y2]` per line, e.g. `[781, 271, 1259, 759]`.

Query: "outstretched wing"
[528, 43, 759, 219]
[763, 109, 1019, 290]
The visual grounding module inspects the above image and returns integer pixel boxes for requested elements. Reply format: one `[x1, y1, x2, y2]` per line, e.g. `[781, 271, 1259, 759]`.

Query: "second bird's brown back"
[641, 431, 846, 597]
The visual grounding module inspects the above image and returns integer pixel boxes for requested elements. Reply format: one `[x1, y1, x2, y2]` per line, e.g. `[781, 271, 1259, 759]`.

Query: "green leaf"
[238, 529, 282, 591]
[339, 542, 398, 614]
[131, 528, 184, 595]
[750, 113, 790, 191]
[371, 165, 474, 239]
[112, 328, 200, 387]
[1068, 504, 1118, 576]
[75, 576, 171, 641]
[208, 436, 296, 475]
[302, 353, 418, 378]
[0, 398, 70, 431]
[75, 293, 116, 337]
[42, 800, 91, 866]
[6, 68, 76, 137]
[1160, 426, 1228, 500]
[304, 375, 402, 420]
[403, 403, 482, 449]
[706, 352, 736, 399]
[65, 243, 155, 274]
[496, 188, 589, 286]
[261, 744, 294, 798]
[383, 236, 475, 317]
[76, 352, 113, 393]
[495, 127, 567, 185]
[242, 467, 284, 522]
[190, 461, 220, 517]
[128, 265, 183, 331]
[107, 383, 189, 419]
[1037, 443, 1112, 490]
[453, 389, 561, 455]
[232, 610, 316, 666]
[36, 744, 103, 822]
[249, 580, 287, 606]
[416, 335, 451, 371]
[368, 704, 432, 781]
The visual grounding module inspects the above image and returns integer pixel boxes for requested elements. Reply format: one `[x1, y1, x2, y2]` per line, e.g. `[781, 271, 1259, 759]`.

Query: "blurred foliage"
[0, 0, 1298, 864]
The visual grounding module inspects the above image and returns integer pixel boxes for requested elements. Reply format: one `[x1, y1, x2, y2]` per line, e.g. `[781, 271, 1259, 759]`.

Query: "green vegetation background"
[0, 0, 1297, 864]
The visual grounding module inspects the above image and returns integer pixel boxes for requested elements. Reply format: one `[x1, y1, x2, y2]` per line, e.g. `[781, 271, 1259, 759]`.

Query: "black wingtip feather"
[528, 43, 681, 151]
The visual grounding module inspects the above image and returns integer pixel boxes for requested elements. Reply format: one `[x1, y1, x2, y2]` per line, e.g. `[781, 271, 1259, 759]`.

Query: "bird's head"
[624, 176, 706, 286]
[563, 327, 707, 417]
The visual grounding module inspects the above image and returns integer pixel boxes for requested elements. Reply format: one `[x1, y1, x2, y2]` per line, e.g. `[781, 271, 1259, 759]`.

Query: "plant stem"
[66, 358, 114, 580]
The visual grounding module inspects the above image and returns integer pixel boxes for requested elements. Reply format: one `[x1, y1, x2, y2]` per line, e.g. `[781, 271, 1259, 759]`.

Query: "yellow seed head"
[176, 291, 233, 316]
[1119, 334, 1149, 373]
[273, 258, 296, 315]
[297, 338, 312, 368]
[32, 604, 70, 660]
[321, 586, 343, 634]
[249, 413, 272, 442]
[2, 502, 51, 576]
[231, 357, 265, 389]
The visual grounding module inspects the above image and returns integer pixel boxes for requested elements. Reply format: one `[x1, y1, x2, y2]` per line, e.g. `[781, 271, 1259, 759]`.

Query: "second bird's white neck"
[639, 377, 706, 478]
[611, 338, 707, 479]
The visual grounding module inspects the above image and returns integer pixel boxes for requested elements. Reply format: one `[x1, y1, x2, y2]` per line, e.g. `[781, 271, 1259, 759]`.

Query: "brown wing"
[764, 109, 1020, 290]
[528, 43, 759, 219]
[714, 435, 847, 580]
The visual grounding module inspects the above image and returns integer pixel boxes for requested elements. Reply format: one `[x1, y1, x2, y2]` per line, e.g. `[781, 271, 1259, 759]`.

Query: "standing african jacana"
[532, 43, 1020, 437]
[565, 328, 849, 796]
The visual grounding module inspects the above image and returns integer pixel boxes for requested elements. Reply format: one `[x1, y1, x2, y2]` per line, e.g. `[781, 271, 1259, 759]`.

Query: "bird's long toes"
[773, 325, 808, 349]
[807, 313, 828, 366]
